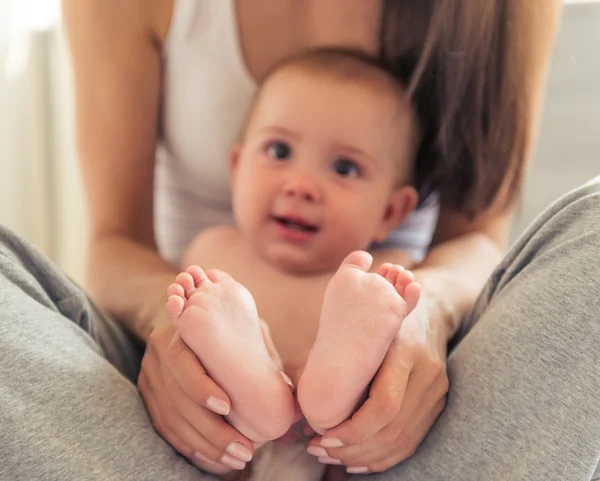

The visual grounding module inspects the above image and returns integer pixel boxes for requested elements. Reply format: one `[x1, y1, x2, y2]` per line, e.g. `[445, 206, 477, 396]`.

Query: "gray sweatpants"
[1, 178, 599, 481]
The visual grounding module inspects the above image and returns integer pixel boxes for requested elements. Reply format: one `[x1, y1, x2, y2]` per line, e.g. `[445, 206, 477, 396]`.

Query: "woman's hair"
[380, 0, 557, 217]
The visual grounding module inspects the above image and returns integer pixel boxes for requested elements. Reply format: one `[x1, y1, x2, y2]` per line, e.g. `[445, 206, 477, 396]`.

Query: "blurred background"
[0, 0, 598, 283]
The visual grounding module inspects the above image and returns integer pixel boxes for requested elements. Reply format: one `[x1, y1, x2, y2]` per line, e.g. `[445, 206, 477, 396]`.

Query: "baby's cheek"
[331, 223, 373, 256]
[351, 210, 383, 243]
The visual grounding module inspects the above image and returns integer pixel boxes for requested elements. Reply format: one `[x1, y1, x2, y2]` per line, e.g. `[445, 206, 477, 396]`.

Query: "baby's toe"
[403, 282, 421, 313]
[167, 282, 185, 298]
[166, 294, 185, 322]
[394, 269, 415, 296]
[186, 265, 209, 289]
[386, 265, 405, 286]
[377, 263, 393, 278]
[175, 272, 196, 297]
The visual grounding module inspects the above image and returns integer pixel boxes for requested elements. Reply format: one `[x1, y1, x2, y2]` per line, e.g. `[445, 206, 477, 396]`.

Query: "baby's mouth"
[272, 215, 320, 233]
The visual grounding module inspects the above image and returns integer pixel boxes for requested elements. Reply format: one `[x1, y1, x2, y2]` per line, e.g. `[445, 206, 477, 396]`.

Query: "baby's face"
[231, 68, 416, 273]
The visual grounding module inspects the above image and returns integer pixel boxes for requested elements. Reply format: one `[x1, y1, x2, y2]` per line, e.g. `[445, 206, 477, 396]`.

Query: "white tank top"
[155, 0, 439, 266]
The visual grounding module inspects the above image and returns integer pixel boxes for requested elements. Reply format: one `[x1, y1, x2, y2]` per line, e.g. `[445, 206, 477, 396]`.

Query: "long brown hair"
[380, 0, 558, 217]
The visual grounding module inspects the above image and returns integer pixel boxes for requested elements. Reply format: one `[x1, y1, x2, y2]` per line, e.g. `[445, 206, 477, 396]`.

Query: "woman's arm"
[62, 0, 175, 340]
[413, 208, 508, 342]
[62, 0, 256, 469]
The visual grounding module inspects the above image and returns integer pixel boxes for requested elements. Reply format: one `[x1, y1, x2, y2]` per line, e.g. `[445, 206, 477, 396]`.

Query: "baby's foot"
[297, 251, 420, 433]
[167, 266, 296, 444]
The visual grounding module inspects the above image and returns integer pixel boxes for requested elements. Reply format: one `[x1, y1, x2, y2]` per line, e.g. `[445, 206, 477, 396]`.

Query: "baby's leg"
[298, 252, 419, 434]
[166, 266, 296, 473]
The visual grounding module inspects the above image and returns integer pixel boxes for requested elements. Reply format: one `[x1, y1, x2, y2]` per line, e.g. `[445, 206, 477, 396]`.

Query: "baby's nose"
[283, 173, 322, 202]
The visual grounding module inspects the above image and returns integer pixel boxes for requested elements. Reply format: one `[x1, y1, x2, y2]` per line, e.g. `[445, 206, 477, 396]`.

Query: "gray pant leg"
[0, 225, 215, 481]
[360, 176, 600, 481]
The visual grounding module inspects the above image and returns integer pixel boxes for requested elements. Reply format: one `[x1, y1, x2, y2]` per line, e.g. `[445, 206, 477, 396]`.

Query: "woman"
[62, 0, 566, 473]
[3, 0, 598, 480]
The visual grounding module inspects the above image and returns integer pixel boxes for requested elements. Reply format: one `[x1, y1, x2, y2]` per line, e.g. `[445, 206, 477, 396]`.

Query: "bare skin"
[166, 266, 295, 477]
[173, 228, 417, 477]
[298, 252, 420, 434]
[167, 266, 296, 444]
[181, 227, 416, 385]
[63, 0, 561, 472]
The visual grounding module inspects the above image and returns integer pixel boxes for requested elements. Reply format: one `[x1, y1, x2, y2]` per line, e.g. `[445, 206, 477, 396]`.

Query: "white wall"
[0, 17, 85, 280]
[0, 0, 63, 264]
[47, 26, 88, 282]
[0, 31, 54, 257]
[510, 2, 600, 241]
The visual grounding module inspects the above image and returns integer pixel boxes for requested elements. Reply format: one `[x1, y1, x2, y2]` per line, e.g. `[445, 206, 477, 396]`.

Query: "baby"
[166, 49, 422, 481]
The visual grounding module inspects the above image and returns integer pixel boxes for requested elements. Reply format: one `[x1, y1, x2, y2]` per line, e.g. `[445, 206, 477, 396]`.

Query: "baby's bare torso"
[182, 226, 413, 383]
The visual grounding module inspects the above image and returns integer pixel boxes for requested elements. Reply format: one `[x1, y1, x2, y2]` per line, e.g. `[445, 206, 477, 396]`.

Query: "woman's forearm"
[86, 234, 178, 342]
[413, 233, 503, 342]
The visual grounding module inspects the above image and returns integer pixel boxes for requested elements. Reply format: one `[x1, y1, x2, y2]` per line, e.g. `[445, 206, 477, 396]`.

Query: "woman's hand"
[138, 320, 256, 472]
[307, 295, 449, 474]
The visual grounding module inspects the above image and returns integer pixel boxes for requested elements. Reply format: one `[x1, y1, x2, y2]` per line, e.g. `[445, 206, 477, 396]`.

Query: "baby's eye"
[333, 158, 361, 178]
[267, 141, 292, 160]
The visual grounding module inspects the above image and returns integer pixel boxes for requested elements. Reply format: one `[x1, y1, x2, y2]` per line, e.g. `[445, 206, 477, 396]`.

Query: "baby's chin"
[259, 247, 343, 276]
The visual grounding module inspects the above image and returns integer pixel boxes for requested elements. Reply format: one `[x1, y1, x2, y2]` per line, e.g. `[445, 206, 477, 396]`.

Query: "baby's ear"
[373, 186, 418, 243]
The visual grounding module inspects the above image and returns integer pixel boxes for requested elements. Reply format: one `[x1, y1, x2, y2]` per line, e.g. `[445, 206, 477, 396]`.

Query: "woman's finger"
[141, 347, 218, 459]
[358, 397, 447, 474]
[326, 379, 447, 468]
[165, 332, 232, 415]
[142, 325, 252, 469]
[320, 342, 413, 447]
[142, 366, 248, 472]
[138, 370, 195, 457]
[310, 358, 446, 466]
[138, 373, 206, 459]
[160, 332, 254, 464]
[164, 364, 255, 463]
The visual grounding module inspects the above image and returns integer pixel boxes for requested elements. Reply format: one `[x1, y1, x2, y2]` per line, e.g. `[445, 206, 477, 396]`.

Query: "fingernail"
[193, 452, 215, 465]
[321, 438, 344, 448]
[207, 397, 230, 415]
[226, 442, 253, 462]
[318, 456, 342, 465]
[280, 371, 294, 389]
[347, 466, 369, 474]
[307, 446, 328, 457]
[220, 454, 246, 470]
